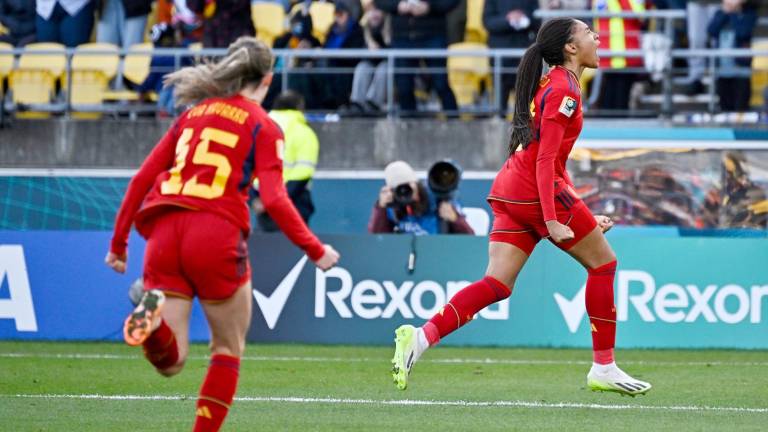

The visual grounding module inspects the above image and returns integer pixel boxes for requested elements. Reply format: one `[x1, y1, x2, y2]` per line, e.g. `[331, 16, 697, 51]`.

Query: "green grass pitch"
[1, 342, 766, 431]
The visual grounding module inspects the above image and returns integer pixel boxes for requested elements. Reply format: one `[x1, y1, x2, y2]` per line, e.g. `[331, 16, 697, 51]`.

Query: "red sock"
[193, 354, 240, 432]
[142, 320, 179, 370]
[424, 276, 511, 346]
[586, 261, 617, 364]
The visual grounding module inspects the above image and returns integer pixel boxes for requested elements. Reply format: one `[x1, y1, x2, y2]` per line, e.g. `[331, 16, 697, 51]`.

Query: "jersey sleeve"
[254, 120, 325, 261]
[110, 119, 180, 256]
[537, 86, 578, 221]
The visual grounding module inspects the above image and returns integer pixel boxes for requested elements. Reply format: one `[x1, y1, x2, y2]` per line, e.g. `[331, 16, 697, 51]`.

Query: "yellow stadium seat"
[465, 0, 488, 44]
[72, 43, 119, 79]
[70, 43, 120, 118]
[291, 2, 335, 44]
[102, 43, 152, 103]
[252, 2, 286, 47]
[123, 43, 153, 85]
[447, 42, 491, 110]
[9, 43, 66, 118]
[17, 42, 67, 77]
[750, 40, 768, 108]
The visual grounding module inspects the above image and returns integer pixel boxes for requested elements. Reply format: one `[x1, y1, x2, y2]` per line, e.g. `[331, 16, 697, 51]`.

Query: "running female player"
[391, 18, 651, 396]
[105, 37, 340, 431]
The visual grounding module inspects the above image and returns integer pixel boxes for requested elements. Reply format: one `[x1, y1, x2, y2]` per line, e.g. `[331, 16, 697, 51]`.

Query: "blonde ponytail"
[165, 37, 274, 106]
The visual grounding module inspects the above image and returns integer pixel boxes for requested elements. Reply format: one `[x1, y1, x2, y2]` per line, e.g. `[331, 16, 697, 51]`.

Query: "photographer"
[368, 160, 474, 235]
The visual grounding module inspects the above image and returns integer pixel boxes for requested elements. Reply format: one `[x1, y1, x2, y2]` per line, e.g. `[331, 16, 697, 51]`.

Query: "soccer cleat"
[123, 289, 165, 347]
[391, 325, 421, 390]
[587, 363, 652, 397]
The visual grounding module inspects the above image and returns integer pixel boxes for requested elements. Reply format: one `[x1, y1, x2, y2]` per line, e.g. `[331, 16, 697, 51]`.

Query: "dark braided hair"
[508, 18, 577, 155]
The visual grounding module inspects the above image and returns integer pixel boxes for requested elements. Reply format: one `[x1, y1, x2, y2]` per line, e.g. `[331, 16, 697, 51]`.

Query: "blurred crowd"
[0, 0, 766, 116]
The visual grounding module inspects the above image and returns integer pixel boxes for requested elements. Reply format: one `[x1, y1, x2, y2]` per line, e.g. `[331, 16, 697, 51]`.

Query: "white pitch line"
[4, 394, 768, 414]
[2, 352, 768, 367]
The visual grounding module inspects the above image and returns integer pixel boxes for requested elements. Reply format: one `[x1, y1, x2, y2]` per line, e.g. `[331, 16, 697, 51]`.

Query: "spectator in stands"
[368, 161, 474, 234]
[707, 0, 757, 112]
[36, 0, 96, 47]
[319, 2, 366, 109]
[349, 5, 390, 114]
[339, 0, 364, 23]
[374, 0, 459, 115]
[538, 0, 588, 11]
[188, 0, 255, 47]
[593, 0, 645, 112]
[483, 0, 538, 115]
[252, 91, 319, 231]
[96, 0, 151, 49]
[0, 0, 36, 46]
[155, 0, 204, 46]
[271, 10, 323, 109]
[680, 0, 720, 95]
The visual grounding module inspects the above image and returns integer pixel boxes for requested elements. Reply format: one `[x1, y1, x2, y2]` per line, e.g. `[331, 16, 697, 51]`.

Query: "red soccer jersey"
[489, 66, 583, 222]
[111, 94, 325, 261]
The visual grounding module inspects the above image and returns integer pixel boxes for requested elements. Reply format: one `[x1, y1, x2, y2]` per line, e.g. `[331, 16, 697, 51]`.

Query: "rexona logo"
[555, 270, 768, 333]
[253, 256, 509, 329]
[0, 245, 38, 332]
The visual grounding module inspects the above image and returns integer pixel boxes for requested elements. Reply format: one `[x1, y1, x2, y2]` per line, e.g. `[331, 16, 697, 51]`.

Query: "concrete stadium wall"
[2, 118, 766, 170]
[0, 118, 511, 170]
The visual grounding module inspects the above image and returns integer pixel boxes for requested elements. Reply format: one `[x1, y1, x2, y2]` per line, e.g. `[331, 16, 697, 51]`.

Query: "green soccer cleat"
[587, 363, 652, 397]
[391, 325, 421, 390]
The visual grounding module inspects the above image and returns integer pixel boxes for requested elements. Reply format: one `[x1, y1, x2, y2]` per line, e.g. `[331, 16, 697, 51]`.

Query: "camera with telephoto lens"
[428, 160, 462, 201]
[393, 183, 415, 206]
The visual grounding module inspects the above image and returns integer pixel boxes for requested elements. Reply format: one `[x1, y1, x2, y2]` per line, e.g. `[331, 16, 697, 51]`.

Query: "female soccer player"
[105, 37, 340, 431]
[391, 18, 652, 396]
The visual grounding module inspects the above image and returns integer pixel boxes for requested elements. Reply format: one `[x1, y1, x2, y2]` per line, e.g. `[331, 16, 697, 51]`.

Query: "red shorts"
[487, 184, 597, 255]
[142, 209, 250, 302]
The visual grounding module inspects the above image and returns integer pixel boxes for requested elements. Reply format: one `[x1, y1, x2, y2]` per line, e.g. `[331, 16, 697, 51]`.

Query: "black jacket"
[374, 0, 460, 42]
[482, 0, 538, 49]
[325, 22, 366, 68]
[97, 0, 153, 19]
[0, 0, 35, 40]
[122, 0, 152, 18]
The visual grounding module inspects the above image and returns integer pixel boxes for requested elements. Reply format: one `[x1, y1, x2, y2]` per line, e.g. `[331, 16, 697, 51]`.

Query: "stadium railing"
[0, 9, 766, 119]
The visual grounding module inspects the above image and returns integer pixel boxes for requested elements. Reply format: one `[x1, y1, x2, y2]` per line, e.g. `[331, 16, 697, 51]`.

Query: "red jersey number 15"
[161, 127, 240, 199]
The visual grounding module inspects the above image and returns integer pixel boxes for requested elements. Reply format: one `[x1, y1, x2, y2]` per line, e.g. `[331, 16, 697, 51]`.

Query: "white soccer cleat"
[587, 363, 652, 397]
[391, 325, 427, 390]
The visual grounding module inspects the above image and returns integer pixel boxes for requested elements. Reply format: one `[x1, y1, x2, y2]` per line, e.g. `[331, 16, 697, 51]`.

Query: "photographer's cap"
[384, 161, 418, 188]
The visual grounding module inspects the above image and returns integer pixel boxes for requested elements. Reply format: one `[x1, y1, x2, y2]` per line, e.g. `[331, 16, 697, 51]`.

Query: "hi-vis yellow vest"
[268, 109, 319, 182]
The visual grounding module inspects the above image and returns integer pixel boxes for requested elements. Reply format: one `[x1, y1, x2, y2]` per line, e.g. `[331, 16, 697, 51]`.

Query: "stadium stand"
[8, 43, 66, 119]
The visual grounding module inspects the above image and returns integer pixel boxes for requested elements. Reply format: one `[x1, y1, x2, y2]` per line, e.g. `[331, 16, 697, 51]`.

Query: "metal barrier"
[0, 8, 766, 119]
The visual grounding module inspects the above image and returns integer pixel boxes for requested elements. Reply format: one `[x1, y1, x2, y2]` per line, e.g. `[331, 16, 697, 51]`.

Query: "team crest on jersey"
[559, 96, 578, 118]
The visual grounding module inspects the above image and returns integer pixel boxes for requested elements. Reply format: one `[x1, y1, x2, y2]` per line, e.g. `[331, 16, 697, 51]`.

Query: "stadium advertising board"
[246, 234, 768, 349]
[1, 232, 766, 348]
